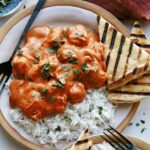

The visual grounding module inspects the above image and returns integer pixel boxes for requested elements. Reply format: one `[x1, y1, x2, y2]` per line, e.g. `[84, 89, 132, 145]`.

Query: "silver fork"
[0, 0, 46, 94]
[101, 126, 138, 150]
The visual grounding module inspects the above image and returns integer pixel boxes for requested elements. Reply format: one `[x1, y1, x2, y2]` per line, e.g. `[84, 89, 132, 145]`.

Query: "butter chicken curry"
[9, 25, 107, 120]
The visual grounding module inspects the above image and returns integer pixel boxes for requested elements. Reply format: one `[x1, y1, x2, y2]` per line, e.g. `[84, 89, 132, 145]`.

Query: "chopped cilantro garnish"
[47, 128, 50, 134]
[40, 89, 48, 97]
[82, 63, 88, 71]
[74, 70, 81, 75]
[48, 97, 56, 102]
[61, 65, 67, 71]
[41, 64, 52, 73]
[64, 115, 72, 123]
[52, 81, 64, 88]
[48, 48, 56, 52]
[48, 41, 61, 52]
[69, 58, 78, 64]
[34, 60, 39, 64]
[28, 77, 33, 81]
[17, 50, 23, 56]
[55, 126, 61, 132]
[97, 106, 103, 115]
[67, 52, 72, 58]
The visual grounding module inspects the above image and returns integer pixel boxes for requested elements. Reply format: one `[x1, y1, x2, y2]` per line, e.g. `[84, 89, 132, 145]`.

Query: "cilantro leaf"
[48, 41, 61, 52]
[82, 63, 88, 71]
[17, 50, 23, 56]
[68, 58, 78, 64]
[97, 106, 103, 115]
[40, 89, 48, 97]
[48, 97, 56, 102]
[74, 70, 81, 75]
[55, 126, 61, 132]
[52, 81, 64, 88]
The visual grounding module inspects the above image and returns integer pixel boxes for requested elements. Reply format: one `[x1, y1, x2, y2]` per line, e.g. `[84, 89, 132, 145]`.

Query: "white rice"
[10, 87, 115, 145]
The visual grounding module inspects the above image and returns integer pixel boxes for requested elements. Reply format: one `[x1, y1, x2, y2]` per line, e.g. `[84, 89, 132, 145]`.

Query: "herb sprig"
[52, 81, 64, 88]
[48, 41, 61, 53]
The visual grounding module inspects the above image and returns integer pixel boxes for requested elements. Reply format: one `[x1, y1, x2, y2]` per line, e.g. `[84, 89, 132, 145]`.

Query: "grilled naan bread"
[130, 21, 150, 53]
[69, 129, 92, 150]
[108, 21, 150, 103]
[98, 17, 150, 90]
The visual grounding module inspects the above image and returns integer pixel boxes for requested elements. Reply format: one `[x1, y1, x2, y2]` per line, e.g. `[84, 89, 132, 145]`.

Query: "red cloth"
[85, 0, 150, 21]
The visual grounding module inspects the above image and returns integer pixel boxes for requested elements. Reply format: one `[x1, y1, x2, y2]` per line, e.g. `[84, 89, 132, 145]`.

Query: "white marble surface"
[0, 0, 150, 149]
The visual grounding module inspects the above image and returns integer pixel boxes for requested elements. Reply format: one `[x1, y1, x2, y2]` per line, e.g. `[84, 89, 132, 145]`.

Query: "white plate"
[0, 4, 136, 150]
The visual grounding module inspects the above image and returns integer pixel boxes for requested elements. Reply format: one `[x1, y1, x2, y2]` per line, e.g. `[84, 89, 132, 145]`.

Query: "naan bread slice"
[98, 17, 150, 90]
[69, 129, 92, 150]
[130, 21, 150, 53]
[108, 21, 150, 103]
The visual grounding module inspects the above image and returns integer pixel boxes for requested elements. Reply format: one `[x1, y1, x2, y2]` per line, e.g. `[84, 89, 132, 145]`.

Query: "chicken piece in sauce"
[10, 24, 107, 120]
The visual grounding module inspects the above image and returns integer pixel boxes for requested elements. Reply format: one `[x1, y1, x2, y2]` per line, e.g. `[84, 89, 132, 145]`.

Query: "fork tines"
[101, 126, 137, 150]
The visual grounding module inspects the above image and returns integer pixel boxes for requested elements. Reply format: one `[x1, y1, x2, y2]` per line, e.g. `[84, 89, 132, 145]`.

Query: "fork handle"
[10, 0, 46, 61]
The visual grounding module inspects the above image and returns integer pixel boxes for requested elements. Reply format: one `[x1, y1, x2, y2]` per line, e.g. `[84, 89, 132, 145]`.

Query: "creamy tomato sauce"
[9, 25, 107, 120]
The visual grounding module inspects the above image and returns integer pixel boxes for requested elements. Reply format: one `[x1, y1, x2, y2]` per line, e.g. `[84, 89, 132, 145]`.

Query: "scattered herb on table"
[140, 120, 145, 124]
[136, 123, 140, 127]
[128, 123, 133, 126]
[141, 128, 146, 133]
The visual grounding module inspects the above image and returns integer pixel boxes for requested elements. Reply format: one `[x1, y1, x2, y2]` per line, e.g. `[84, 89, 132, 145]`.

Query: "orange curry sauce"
[9, 25, 107, 120]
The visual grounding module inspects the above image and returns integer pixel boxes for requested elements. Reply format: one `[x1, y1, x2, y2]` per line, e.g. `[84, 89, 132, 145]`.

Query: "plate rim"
[0, 0, 140, 149]
[88, 135, 150, 150]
